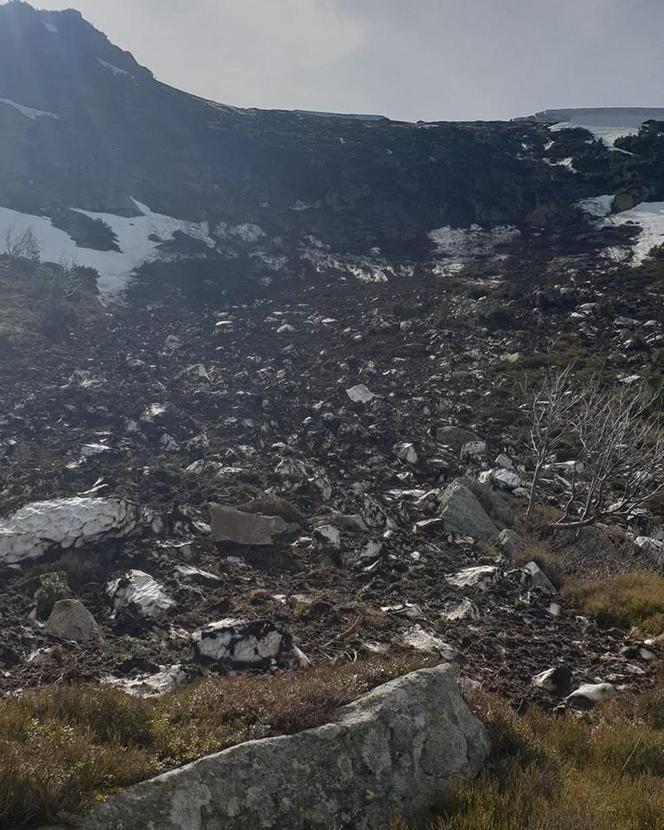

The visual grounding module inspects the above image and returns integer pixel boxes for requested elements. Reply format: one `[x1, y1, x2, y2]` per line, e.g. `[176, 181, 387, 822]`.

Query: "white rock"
[495, 454, 515, 471]
[393, 442, 418, 464]
[447, 565, 499, 590]
[346, 384, 376, 404]
[402, 625, 457, 660]
[441, 597, 480, 622]
[107, 570, 175, 618]
[194, 618, 294, 668]
[492, 469, 522, 491]
[0, 497, 138, 565]
[104, 665, 187, 697]
[522, 561, 556, 593]
[566, 682, 617, 707]
[314, 524, 341, 548]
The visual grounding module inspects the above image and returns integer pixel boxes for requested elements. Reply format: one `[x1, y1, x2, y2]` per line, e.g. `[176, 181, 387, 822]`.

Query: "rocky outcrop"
[0, 498, 138, 565]
[78, 665, 490, 830]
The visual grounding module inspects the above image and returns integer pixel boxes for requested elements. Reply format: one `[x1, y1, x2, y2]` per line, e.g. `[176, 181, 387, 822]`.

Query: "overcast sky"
[30, 0, 664, 121]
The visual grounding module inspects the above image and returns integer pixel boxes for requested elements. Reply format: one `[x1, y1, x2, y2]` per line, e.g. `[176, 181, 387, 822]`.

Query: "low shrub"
[0, 654, 432, 829]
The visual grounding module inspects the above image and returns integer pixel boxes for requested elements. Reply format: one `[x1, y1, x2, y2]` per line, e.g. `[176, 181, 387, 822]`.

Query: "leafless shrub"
[3, 226, 40, 261]
[524, 365, 581, 518]
[526, 368, 664, 532]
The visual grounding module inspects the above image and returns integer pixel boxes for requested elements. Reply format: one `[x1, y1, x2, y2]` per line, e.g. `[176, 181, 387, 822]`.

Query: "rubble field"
[1, 247, 663, 710]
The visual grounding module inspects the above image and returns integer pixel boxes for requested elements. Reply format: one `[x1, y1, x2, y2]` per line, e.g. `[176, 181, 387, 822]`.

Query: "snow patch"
[577, 194, 615, 219]
[550, 121, 637, 147]
[603, 202, 664, 263]
[44, 22, 58, 33]
[0, 98, 59, 121]
[97, 58, 131, 78]
[0, 198, 215, 296]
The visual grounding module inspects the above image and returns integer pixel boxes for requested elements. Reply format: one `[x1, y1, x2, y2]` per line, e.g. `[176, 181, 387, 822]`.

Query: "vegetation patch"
[391, 685, 664, 830]
[0, 655, 432, 829]
[563, 571, 664, 635]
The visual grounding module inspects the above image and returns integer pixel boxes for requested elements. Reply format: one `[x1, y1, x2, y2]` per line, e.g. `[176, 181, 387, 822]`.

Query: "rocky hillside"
[2, 3, 664, 829]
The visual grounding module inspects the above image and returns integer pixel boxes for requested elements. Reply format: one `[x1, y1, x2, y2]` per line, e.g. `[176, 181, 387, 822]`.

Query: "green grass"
[0, 655, 432, 829]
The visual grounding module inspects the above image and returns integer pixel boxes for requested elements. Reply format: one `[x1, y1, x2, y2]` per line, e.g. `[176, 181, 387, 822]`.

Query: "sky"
[27, 0, 664, 121]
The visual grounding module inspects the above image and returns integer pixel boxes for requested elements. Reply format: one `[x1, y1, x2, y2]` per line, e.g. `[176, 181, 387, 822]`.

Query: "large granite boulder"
[439, 480, 499, 541]
[78, 665, 490, 830]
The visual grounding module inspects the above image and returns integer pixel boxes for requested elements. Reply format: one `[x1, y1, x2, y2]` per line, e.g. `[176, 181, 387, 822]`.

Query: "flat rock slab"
[78, 665, 490, 830]
[209, 504, 297, 546]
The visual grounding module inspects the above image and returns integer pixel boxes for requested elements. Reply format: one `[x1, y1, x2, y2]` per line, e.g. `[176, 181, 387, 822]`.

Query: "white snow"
[97, 58, 131, 78]
[577, 194, 615, 218]
[0, 98, 59, 120]
[44, 22, 58, 33]
[0, 198, 215, 296]
[603, 202, 664, 263]
[429, 224, 520, 257]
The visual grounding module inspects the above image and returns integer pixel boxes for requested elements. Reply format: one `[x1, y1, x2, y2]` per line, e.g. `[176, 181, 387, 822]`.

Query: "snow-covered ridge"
[0, 98, 59, 121]
[0, 199, 215, 297]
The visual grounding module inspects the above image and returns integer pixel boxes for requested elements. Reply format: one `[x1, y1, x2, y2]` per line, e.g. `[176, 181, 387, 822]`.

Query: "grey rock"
[78, 665, 490, 830]
[209, 504, 297, 546]
[522, 561, 556, 593]
[439, 480, 499, 541]
[498, 528, 525, 558]
[44, 599, 99, 641]
[460, 476, 514, 529]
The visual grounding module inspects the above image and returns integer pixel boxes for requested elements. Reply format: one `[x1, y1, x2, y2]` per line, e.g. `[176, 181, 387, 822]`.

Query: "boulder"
[439, 480, 499, 541]
[107, 570, 175, 619]
[194, 619, 298, 669]
[346, 384, 376, 403]
[393, 442, 418, 464]
[0, 497, 138, 565]
[77, 665, 490, 830]
[209, 504, 297, 546]
[44, 599, 99, 641]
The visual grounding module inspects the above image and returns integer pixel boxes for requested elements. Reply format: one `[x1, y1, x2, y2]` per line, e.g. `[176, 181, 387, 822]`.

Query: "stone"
[77, 665, 490, 830]
[447, 565, 499, 590]
[44, 599, 99, 641]
[533, 666, 573, 697]
[314, 524, 341, 548]
[402, 625, 457, 660]
[494, 454, 515, 471]
[498, 528, 524, 558]
[194, 619, 298, 669]
[393, 442, 418, 464]
[441, 597, 480, 622]
[346, 383, 376, 403]
[492, 469, 522, 491]
[105, 665, 187, 697]
[439, 480, 499, 541]
[435, 425, 480, 453]
[107, 570, 175, 619]
[522, 561, 556, 593]
[566, 682, 617, 709]
[209, 504, 297, 546]
[0, 497, 138, 565]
